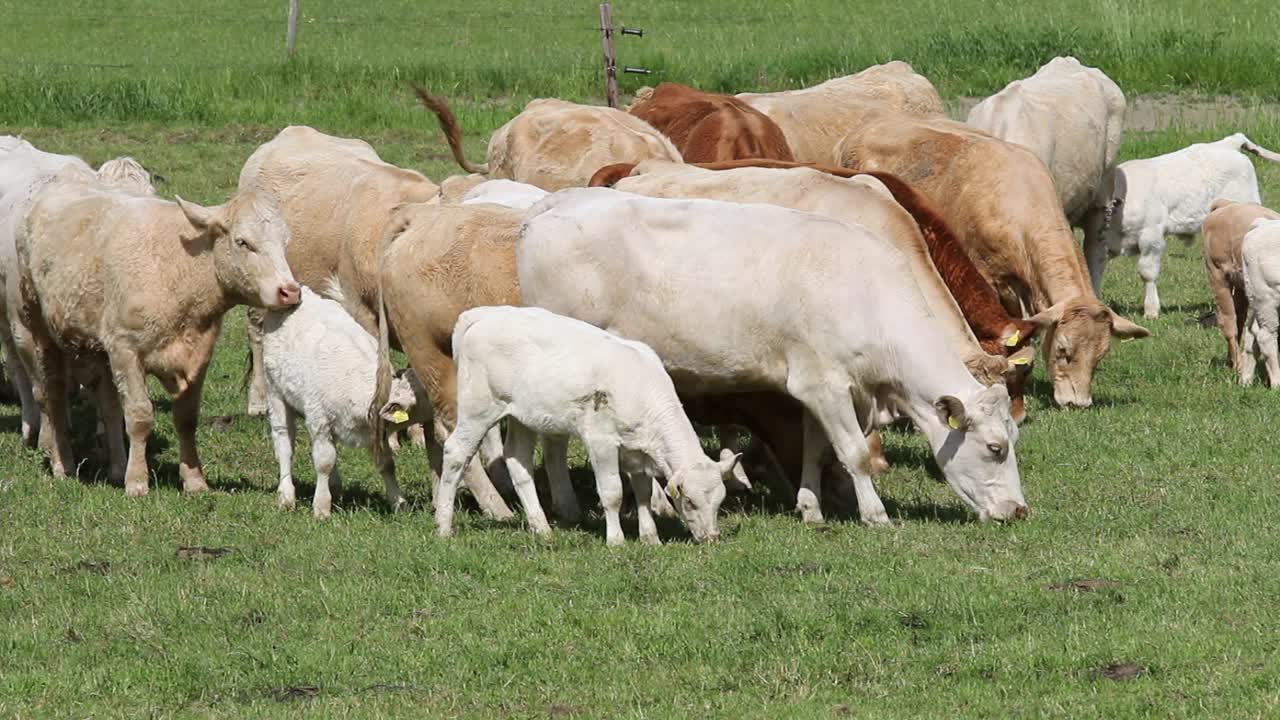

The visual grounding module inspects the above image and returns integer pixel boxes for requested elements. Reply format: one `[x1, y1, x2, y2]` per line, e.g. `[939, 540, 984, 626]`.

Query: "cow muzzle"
[274, 281, 301, 308]
[980, 500, 1030, 522]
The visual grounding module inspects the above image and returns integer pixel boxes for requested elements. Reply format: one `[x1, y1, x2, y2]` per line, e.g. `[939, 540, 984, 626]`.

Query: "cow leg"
[1083, 208, 1108, 297]
[1253, 300, 1280, 388]
[434, 413, 501, 538]
[1137, 228, 1167, 318]
[1232, 282, 1250, 371]
[481, 423, 514, 496]
[428, 362, 513, 520]
[2, 327, 38, 448]
[431, 416, 514, 520]
[246, 308, 268, 416]
[308, 425, 338, 519]
[92, 376, 127, 483]
[582, 435, 626, 546]
[1239, 314, 1260, 386]
[625, 470, 661, 546]
[170, 372, 211, 494]
[27, 325, 74, 478]
[407, 422, 428, 449]
[108, 351, 153, 496]
[374, 431, 405, 512]
[795, 386, 887, 527]
[542, 434, 581, 523]
[502, 421, 552, 537]
[267, 389, 299, 511]
[796, 408, 830, 525]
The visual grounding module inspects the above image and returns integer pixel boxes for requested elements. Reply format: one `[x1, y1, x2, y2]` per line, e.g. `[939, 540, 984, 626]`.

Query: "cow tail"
[411, 84, 489, 174]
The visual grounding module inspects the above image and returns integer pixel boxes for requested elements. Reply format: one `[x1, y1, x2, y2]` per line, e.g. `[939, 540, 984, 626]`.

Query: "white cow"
[0, 138, 155, 446]
[1240, 218, 1280, 387]
[518, 189, 1028, 525]
[967, 56, 1125, 270]
[1098, 133, 1280, 318]
[461, 179, 548, 209]
[436, 305, 740, 545]
[264, 286, 428, 517]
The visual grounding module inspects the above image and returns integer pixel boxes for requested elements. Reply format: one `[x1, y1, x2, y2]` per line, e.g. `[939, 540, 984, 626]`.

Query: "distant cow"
[1202, 199, 1280, 371]
[967, 56, 1126, 265]
[1097, 133, 1280, 317]
[835, 110, 1150, 407]
[15, 170, 299, 496]
[414, 87, 681, 191]
[735, 61, 944, 164]
[627, 82, 794, 162]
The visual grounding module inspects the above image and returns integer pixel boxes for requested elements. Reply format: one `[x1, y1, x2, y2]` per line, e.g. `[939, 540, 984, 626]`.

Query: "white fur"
[460, 179, 548, 210]
[264, 286, 423, 517]
[436, 305, 738, 546]
[1240, 219, 1280, 387]
[1099, 133, 1278, 317]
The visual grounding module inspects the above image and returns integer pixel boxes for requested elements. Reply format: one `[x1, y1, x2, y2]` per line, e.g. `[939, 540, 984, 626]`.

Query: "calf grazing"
[627, 82, 794, 162]
[434, 306, 740, 545]
[415, 87, 681, 191]
[1202, 200, 1280, 371]
[1240, 218, 1280, 387]
[519, 189, 1028, 526]
[15, 172, 299, 496]
[967, 57, 1126, 253]
[264, 286, 426, 517]
[835, 110, 1150, 407]
[1098, 133, 1280, 318]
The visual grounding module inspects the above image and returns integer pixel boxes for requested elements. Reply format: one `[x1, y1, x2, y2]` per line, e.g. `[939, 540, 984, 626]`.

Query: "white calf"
[435, 306, 740, 545]
[264, 286, 424, 517]
[1097, 133, 1280, 317]
[1241, 219, 1280, 387]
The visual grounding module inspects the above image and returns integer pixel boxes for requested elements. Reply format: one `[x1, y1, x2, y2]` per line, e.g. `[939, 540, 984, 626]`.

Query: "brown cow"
[627, 83, 794, 162]
[1202, 199, 1280, 371]
[835, 110, 1150, 407]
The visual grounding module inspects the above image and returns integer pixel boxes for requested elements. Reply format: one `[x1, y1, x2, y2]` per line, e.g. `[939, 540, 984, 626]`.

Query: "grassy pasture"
[4, 2, 1280, 718]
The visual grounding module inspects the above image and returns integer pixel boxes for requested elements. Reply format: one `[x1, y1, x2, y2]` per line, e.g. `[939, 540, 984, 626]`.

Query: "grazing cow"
[519, 188, 1028, 525]
[435, 306, 740, 545]
[1240, 218, 1280, 387]
[264, 286, 427, 517]
[967, 56, 1125, 260]
[460, 179, 548, 210]
[15, 173, 299, 496]
[626, 82, 794, 162]
[1202, 200, 1280, 371]
[835, 110, 1151, 407]
[414, 87, 681, 191]
[0, 139, 155, 447]
[1096, 133, 1280, 317]
[735, 61, 944, 163]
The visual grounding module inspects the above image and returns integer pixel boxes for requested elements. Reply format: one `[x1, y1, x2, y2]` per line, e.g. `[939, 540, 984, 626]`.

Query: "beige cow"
[735, 61, 945, 164]
[835, 110, 1150, 407]
[1202, 199, 1280, 371]
[237, 125, 512, 520]
[15, 170, 299, 496]
[967, 56, 1126, 261]
[414, 87, 682, 191]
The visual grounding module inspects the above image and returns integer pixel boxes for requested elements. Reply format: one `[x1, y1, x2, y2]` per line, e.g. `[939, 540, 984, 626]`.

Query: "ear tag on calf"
[1011, 355, 1031, 366]
[947, 416, 961, 430]
[667, 482, 681, 499]
[391, 410, 410, 424]
[1005, 330, 1021, 347]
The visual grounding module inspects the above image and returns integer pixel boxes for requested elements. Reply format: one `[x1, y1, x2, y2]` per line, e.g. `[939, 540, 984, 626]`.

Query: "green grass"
[6, 2, 1280, 718]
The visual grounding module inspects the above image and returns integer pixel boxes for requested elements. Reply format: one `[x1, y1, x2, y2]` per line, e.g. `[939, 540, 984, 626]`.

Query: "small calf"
[435, 306, 740, 545]
[1240, 218, 1280, 387]
[264, 286, 425, 517]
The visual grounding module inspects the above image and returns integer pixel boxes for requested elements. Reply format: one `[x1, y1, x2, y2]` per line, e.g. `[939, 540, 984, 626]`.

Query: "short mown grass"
[5, 3, 1280, 718]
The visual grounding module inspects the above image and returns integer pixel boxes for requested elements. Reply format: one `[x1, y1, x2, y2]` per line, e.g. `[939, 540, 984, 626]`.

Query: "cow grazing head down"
[176, 192, 301, 310]
[666, 452, 741, 542]
[932, 384, 1027, 522]
[1028, 297, 1150, 407]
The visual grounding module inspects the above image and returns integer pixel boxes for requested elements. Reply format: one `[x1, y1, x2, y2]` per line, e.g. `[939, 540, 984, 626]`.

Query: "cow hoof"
[183, 478, 210, 494]
[869, 457, 891, 475]
[640, 534, 661, 546]
[125, 483, 149, 498]
[313, 506, 331, 520]
[278, 495, 296, 511]
[861, 511, 891, 527]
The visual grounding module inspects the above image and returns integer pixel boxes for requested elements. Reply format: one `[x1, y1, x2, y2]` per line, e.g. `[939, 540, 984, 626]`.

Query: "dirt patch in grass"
[176, 546, 231, 561]
[1046, 578, 1116, 592]
[1100, 662, 1147, 682]
[60, 560, 110, 575]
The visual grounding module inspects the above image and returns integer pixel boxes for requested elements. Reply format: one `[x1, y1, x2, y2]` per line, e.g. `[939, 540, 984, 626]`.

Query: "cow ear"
[1027, 300, 1068, 330]
[176, 195, 226, 235]
[1108, 310, 1151, 340]
[934, 395, 969, 431]
[718, 449, 748, 488]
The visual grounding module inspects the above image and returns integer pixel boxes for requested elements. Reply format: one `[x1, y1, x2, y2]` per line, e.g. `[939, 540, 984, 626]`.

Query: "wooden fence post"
[286, 0, 300, 58]
[599, 3, 618, 108]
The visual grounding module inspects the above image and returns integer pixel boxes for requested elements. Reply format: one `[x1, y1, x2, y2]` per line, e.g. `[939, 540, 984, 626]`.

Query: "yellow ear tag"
[667, 483, 681, 499]
[1012, 355, 1031, 366]
[391, 410, 409, 424]
[947, 416, 961, 430]
[1005, 330, 1021, 347]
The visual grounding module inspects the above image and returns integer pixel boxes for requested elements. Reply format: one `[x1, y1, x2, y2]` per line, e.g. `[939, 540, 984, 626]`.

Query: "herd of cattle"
[2, 57, 1279, 545]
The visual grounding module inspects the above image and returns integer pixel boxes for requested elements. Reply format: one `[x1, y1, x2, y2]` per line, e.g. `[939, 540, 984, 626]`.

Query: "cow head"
[96, 157, 155, 196]
[1028, 297, 1149, 407]
[177, 191, 300, 310]
[379, 368, 427, 428]
[666, 452, 740, 542]
[930, 383, 1027, 522]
